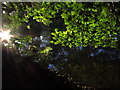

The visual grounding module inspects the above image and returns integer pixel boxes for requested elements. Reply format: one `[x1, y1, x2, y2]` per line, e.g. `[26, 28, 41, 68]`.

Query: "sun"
[0, 30, 13, 42]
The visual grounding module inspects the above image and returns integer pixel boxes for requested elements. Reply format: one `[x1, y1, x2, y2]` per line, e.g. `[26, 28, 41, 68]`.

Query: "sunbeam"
[0, 30, 13, 42]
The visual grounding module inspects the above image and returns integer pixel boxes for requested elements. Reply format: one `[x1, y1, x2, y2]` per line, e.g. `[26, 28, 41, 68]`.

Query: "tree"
[2, 2, 120, 88]
[3, 2, 120, 49]
[50, 2, 120, 48]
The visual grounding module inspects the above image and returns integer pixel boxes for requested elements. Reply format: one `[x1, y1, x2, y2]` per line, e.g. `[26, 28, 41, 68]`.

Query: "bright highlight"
[0, 30, 13, 42]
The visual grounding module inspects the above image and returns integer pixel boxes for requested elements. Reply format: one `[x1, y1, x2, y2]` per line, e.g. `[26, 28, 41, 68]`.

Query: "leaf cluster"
[4, 2, 120, 49]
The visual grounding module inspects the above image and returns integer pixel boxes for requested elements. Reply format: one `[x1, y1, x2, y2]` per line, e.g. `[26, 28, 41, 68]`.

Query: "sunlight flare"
[0, 30, 13, 42]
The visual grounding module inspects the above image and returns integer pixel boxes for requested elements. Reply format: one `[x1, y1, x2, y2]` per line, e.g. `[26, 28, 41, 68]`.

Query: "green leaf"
[48, 15, 52, 18]
[71, 11, 76, 15]
[63, 31, 67, 34]
[61, 13, 67, 18]
[27, 25, 30, 29]
[68, 38, 71, 41]
[113, 32, 117, 35]
[52, 37, 57, 40]
[50, 41, 54, 43]
[54, 41, 59, 45]
[107, 31, 110, 34]
[65, 22, 69, 25]
[19, 44, 24, 48]
[92, 9, 97, 12]
[36, 19, 41, 22]
[51, 11, 56, 15]
[55, 28, 58, 32]
[69, 44, 72, 48]
[33, 16, 38, 19]
[102, 36, 106, 39]
[51, 33, 56, 36]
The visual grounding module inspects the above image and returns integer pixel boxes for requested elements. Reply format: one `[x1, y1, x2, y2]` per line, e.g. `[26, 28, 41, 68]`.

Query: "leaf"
[68, 38, 71, 41]
[61, 13, 67, 18]
[65, 22, 69, 25]
[69, 44, 72, 48]
[48, 15, 52, 18]
[92, 9, 97, 12]
[46, 47, 53, 50]
[19, 44, 24, 48]
[63, 31, 67, 34]
[52, 37, 57, 40]
[71, 11, 76, 15]
[36, 19, 41, 22]
[101, 7, 108, 16]
[59, 33, 63, 36]
[51, 33, 56, 36]
[46, 2, 50, 5]
[55, 28, 58, 32]
[54, 41, 59, 45]
[107, 31, 110, 34]
[27, 25, 30, 29]
[51, 11, 56, 15]
[33, 16, 38, 19]
[113, 32, 117, 35]
[102, 36, 106, 39]
[50, 41, 54, 43]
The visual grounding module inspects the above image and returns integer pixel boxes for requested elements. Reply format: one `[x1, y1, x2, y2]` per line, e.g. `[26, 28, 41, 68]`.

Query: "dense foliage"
[2, 2, 120, 88]
[3, 2, 120, 49]
[43, 45, 120, 88]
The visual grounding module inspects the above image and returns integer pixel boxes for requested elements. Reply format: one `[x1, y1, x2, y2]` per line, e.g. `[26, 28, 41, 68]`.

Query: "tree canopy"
[2, 2, 120, 88]
[2, 2, 120, 48]
[3, 2, 120, 49]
